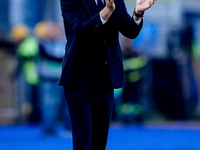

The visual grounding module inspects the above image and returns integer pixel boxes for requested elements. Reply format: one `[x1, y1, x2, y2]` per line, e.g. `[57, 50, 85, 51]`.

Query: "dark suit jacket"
[59, 0, 143, 89]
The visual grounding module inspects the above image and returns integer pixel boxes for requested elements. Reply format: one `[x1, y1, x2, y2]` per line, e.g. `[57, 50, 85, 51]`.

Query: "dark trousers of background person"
[64, 64, 114, 150]
[39, 78, 71, 135]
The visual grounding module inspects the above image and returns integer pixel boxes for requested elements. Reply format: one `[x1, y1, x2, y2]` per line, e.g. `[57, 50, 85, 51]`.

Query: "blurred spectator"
[11, 24, 40, 123]
[35, 21, 71, 135]
[157, 22, 198, 120]
[179, 21, 198, 116]
[0, 39, 18, 124]
[116, 37, 148, 123]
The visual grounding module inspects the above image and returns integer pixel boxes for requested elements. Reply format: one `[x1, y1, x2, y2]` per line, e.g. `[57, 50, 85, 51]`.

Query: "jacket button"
[95, 23, 100, 28]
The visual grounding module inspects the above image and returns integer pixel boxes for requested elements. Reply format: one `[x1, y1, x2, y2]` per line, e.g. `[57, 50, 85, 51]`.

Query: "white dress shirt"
[95, 0, 104, 5]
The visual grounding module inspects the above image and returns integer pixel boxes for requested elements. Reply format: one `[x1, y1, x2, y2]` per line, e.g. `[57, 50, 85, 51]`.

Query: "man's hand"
[105, 0, 116, 12]
[135, 0, 156, 13]
[100, 0, 115, 22]
[133, 0, 156, 21]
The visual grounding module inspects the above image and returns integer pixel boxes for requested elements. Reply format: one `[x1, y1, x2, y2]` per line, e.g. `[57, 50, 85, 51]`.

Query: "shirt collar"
[95, 0, 104, 5]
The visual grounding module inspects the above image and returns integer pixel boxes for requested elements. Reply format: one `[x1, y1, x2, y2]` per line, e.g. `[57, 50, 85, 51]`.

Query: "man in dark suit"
[59, 0, 156, 149]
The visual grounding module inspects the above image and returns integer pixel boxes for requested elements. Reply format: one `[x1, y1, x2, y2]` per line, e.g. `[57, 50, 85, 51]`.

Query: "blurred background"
[1, 0, 200, 149]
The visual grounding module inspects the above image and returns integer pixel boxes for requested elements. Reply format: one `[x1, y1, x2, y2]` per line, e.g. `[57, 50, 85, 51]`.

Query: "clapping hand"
[135, 0, 156, 13]
[105, 0, 115, 12]
[100, 0, 115, 21]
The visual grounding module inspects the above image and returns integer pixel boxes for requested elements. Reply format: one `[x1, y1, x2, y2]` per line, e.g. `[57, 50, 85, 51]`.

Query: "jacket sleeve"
[118, 0, 143, 39]
[60, 0, 103, 36]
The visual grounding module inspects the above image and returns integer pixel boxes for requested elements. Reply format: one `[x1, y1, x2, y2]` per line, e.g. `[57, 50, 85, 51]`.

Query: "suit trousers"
[64, 86, 114, 150]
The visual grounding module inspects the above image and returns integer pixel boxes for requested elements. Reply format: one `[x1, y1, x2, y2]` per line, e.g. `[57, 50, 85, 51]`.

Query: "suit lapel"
[83, 0, 99, 15]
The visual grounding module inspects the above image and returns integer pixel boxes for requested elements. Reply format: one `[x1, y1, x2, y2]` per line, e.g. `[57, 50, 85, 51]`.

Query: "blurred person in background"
[164, 22, 198, 120]
[11, 24, 40, 123]
[35, 21, 71, 135]
[179, 22, 198, 118]
[0, 39, 17, 124]
[117, 36, 147, 123]
[59, 0, 156, 149]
